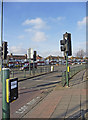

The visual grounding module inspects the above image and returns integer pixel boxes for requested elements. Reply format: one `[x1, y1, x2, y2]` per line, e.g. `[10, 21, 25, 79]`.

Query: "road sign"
[27, 48, 33, 59]
[6, 78, 18, 103]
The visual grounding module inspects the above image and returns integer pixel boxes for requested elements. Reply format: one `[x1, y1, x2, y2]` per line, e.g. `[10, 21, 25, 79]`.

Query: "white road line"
[15, 96, 40, 114]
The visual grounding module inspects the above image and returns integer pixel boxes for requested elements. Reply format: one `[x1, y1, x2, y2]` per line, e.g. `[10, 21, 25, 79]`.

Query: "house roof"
[45, 55, 64, 60]
[8, 54, 27, 60]
[37, 55, 43, 60]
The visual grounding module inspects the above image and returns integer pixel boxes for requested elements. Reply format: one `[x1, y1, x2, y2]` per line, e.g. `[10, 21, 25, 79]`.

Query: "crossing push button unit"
[67, 66, 70, 72]
[6, 78, 18, 103]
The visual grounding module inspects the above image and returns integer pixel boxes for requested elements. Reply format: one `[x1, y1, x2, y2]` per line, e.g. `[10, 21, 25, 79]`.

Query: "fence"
[10, 65, 54, 80]
[62, 65, 86, 87]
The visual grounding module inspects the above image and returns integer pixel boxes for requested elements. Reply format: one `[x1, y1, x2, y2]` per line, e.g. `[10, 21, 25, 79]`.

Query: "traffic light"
[60, 39, 66, 51]
[0, 46, 3, 58]
[33, 51, 37, 61]
[60, 32, 72, 56]
[2, 42, 8, 59]
[63, 32, 72, 56]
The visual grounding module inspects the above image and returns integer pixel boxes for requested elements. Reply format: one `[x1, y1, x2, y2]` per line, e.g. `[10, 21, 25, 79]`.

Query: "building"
[8, 53, 27, 61]
[45, 55, 64, 65]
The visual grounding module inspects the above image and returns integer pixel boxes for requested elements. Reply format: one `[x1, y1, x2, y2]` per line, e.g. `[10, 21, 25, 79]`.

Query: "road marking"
[15, 96, 40, 114]
[35, 80, 43, 81]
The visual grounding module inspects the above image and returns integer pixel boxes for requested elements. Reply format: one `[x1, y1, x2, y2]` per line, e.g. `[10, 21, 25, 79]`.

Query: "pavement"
[22, 69, 88, 119]
[0, 81, 2, 120]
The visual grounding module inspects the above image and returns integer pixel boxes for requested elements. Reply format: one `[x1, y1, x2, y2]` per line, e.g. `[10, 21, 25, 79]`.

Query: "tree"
[76, 49, 85, 58]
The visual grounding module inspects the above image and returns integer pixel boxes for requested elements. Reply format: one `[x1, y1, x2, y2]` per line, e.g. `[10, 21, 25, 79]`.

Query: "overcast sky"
[0, 1, 86, 57]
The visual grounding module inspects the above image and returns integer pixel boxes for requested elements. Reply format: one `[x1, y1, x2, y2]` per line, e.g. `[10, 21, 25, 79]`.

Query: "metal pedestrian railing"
[62, 65, 86, 87]
[10, 65, 54, 80]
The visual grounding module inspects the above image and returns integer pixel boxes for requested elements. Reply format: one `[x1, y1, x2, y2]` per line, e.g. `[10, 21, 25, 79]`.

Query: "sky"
[0, 1, 86, 57]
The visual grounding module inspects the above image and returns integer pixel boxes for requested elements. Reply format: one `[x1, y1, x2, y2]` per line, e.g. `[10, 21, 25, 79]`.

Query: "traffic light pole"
[2, 68, 10, 119]
[33, 60, 35, 75]
[1, 0, 3, 83]
[66, 52, 69, 87]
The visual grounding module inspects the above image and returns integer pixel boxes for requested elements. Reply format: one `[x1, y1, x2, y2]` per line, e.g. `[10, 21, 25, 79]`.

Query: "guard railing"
[62, 65, 86, 87]
[10, 65, 55, 80]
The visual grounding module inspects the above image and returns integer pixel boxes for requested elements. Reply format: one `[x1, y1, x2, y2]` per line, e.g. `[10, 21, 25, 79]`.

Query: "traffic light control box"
[6, 78, 18, 103]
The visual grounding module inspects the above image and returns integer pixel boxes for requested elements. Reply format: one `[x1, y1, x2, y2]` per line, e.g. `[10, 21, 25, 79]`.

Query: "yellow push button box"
[6, 78, 18, 103]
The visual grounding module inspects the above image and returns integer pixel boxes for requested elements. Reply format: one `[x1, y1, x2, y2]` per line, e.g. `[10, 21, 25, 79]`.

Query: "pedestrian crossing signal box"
[6, 78, 18, 103]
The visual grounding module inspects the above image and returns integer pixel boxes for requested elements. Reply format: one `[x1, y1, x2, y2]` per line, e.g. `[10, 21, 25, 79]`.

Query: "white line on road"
[15, 96, 40, 114]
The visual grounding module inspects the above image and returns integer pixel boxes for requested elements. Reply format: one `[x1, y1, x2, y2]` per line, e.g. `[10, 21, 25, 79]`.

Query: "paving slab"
[51, 110, 67, 118]
[22, 70, 87, 119]
[0, 82, 2, 120]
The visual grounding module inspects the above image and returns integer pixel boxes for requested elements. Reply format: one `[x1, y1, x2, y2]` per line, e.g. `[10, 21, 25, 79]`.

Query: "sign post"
[27, 48, 33, 75]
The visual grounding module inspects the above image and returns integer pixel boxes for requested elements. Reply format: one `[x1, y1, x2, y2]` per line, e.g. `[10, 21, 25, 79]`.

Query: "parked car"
[15, 64, 21, 67]
[20, 63, 37, 71]
[82, 62, 86, 64]
[77, 62, 81, 65]
[20, 64, 29, 70]
[8, 64, 14, 68]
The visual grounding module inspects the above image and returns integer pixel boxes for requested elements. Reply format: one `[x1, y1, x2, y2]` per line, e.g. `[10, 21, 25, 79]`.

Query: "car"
[82, 62, 86, 64]
[72, 63, 75, 65]
[8, 64, 14, 68]
[15, 64, 21, 67]
[77, 62, 81, 65]
[20, 63, 37, 71]
[19, 64, 29, 71]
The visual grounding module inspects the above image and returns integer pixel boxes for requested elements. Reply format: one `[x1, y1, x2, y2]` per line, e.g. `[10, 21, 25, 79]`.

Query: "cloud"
[23, 17, 49, 42]
[39, 50, 62, 58]
[24, 28, 36, 33]
[57, 17, 65, 21]
[32, 31, 47, 42]
[23, 18, 47, 30]
[49, 17, 65, 22]
[77, 17, 88, 27]
[9, 46, 26, 54]
[18, 35, 24, 39]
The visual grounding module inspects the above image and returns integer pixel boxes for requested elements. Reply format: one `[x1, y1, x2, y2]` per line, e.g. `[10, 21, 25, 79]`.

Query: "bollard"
[2, 68, 10, 119]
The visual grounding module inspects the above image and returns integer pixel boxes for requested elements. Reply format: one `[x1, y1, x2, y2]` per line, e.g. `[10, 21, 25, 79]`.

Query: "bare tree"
[76, 49, 85, 58]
